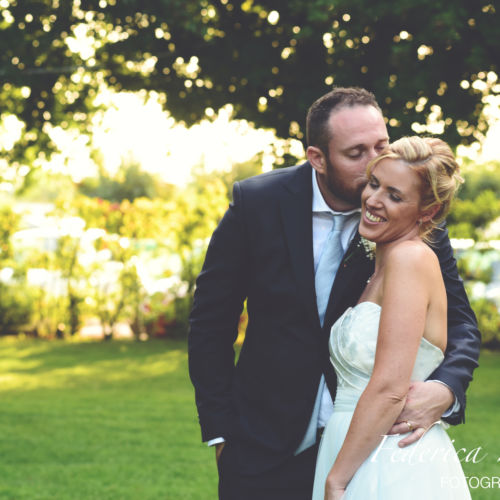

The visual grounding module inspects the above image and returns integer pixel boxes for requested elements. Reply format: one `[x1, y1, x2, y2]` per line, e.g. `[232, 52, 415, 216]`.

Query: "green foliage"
[142, 291, 170, 337]
[0, 204, 21, 264]
[160, 294, 196, 339]
[78, 163, 160, 202]
[469, 297, 500, 347]
[76, 0, 499, 146]
[17, 169, 77, 202]
[40, 173, 229, 338]
[31, 286, 67, 338]
[448, 190, 500, 239]
[0, 282, 35, 335]
[56, 235, 87, 335]
[457, 250, 496, 283]
[0, 1, 99, 166]
[457, 161, 500, 201]
[194, 155, 263, 199]
[2, 0, 499, 169]
[448, 162, 500, 240]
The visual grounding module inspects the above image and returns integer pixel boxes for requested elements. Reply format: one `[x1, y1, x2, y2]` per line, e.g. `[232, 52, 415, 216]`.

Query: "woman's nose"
[366, 191, 383, 207]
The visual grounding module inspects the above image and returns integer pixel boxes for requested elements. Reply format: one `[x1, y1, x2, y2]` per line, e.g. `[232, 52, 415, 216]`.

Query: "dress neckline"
[355, 301, 381, 309]
[350, 301, 445, 356]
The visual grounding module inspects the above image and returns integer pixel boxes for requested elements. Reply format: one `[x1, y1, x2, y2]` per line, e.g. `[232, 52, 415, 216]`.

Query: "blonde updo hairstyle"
[366, 136, 463, 243]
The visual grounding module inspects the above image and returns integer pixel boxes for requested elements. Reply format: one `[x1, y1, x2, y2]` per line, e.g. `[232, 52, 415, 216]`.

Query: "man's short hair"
[306, 87, 382, 154]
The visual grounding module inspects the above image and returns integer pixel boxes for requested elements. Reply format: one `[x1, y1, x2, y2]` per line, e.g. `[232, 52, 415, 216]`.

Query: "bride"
[312, 136, 471, 499]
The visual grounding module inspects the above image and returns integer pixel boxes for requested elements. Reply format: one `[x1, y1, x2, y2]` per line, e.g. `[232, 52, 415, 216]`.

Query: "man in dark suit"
[188, 87, 480, 499]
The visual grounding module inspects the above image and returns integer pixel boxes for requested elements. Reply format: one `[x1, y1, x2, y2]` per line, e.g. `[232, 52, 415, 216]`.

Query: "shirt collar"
[311, 169, 361, 216]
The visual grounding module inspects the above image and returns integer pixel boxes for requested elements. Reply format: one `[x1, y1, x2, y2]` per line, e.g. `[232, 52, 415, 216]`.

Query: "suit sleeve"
[429, 223, 481, 425]
[188, 182, 249, 442]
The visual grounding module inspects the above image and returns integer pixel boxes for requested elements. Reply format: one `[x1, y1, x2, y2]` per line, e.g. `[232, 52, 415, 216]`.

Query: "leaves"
[2, 0, 499, 169]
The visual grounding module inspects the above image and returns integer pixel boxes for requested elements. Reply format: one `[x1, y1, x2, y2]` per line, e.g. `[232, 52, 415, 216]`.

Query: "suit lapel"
[323, 232, 375, 332]
[279, 163, 321, 330]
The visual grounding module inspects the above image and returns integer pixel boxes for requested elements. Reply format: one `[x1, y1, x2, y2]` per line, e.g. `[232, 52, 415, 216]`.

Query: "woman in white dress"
[312, 136, 471, 500]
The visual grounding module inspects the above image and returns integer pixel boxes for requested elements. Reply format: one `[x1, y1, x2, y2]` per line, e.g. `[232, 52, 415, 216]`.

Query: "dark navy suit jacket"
[188, 162, 480, 474]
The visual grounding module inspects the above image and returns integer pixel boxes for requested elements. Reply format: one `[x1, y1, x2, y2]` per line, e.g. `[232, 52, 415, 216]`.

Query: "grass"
[0, 337, 498, 500]
[0, 337, 217, 500]
[447, 350, 500, 498]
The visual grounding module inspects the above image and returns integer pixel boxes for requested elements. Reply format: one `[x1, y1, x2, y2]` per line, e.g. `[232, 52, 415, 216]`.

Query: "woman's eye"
[389, 194, 402, 202]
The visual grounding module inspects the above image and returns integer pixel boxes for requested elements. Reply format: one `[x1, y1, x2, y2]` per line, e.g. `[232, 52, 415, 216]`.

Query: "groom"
[188, 87, 480, 499]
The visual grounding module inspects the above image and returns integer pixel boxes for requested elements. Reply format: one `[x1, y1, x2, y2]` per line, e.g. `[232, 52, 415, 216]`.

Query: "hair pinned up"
[366, 136, 463, 242]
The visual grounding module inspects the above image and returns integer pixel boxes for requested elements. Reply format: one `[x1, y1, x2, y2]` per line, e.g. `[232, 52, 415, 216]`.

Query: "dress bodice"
[330, 302, 444, 394]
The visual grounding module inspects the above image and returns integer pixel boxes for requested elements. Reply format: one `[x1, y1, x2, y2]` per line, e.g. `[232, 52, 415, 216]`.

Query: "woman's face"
[359, 158, 423, 245]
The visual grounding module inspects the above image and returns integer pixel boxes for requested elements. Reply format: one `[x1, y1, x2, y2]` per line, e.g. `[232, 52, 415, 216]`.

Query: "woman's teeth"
[366, 210, 385, 223]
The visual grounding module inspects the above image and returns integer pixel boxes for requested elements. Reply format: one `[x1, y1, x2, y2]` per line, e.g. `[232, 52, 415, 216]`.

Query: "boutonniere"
[343, 235, 375, 266]
[360, 237, 376, 260]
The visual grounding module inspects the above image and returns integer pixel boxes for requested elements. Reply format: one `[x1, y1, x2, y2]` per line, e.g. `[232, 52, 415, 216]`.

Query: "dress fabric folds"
[312, 302, 471, 500]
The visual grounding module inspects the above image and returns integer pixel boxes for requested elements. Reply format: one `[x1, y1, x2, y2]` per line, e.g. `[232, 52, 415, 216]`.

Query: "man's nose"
[367, 147, 380, 162]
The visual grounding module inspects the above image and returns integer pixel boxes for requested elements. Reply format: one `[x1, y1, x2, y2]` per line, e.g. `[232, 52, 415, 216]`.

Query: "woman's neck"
[372, 231, 421, 275]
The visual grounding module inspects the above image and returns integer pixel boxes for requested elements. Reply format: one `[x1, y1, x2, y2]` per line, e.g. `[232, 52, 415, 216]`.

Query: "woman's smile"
[364, 209, 386, 223]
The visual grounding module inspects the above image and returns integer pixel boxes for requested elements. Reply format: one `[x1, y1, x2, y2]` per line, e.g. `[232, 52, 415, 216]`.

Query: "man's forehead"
[329, 104, 384, 125]
[328, 105, 388, 145]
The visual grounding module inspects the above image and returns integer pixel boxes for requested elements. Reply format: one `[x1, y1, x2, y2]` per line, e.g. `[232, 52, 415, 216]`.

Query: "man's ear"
[306, 146, 327, 175]
[420, 204, 441, 223]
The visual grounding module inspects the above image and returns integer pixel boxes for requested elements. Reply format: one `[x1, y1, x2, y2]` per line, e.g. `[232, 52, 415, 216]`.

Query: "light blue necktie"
[295, 213, 346, 455]
[315, 214, 346, 326]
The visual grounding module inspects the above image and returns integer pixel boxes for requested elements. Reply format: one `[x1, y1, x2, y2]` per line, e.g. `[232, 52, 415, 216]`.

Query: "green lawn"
[0, 337, 217, 500]
[447, 350, 500, 499]
[0, 338, 498, 499]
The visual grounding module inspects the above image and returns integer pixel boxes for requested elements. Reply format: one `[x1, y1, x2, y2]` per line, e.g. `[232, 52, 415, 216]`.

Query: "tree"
[84, 0, 499, 147]
[0, 1, 98, 167]
[2, 0, 499, 170]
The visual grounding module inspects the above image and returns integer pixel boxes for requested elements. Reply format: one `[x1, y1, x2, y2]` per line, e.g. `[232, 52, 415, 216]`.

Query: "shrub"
[456, 250, 495, 283]
[470, 297, 500, 348]
[0, 282, 35, 335]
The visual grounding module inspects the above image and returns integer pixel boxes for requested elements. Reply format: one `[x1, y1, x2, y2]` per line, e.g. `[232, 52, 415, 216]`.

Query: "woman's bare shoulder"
[386, 240, 439, 273]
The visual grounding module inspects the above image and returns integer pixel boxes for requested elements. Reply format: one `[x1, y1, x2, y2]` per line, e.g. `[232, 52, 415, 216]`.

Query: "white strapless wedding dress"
[312, 302, 471, 499]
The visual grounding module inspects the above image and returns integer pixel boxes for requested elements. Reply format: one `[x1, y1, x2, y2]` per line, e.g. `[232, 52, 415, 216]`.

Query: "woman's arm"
[386, 223, 480, 446]
[325, 242, 439, 495]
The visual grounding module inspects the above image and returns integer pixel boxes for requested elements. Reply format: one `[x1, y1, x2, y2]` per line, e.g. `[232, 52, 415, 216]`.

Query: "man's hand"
[215, 442, 226, 463]
[388, 381, 454, 448]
